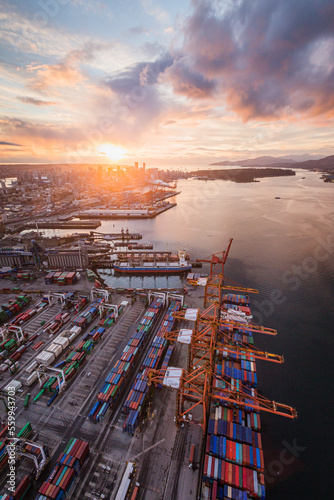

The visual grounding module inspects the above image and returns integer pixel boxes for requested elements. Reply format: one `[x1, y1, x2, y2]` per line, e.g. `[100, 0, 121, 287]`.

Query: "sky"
[0, 0, 334, 166]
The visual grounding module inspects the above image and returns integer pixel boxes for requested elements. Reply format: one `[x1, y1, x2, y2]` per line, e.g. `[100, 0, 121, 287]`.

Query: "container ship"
[113, 250, 192, 274]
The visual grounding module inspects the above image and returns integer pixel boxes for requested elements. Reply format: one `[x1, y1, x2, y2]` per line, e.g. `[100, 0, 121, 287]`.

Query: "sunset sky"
[1, 0, 334, 165]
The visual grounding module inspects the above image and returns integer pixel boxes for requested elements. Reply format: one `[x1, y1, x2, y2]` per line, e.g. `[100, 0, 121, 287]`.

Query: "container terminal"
[0, 239, 297, 500]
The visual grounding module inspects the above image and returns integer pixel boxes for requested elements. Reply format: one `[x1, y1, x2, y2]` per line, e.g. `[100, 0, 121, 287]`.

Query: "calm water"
[46, 171, 334, 498]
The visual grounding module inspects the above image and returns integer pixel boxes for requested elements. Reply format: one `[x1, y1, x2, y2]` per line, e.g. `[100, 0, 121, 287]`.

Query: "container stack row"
[122, 300, 181, 435]
[203, 293, 266, 500]
[99, 307, 118, 327]
[0, 269, 13, 280]
[34, 326, 106, 398]
[0, 331, 32, 373]
[89, 298, 164, 423]
[215, 356, 257, 388]
[204, 409, 265, 498]
[222, 294, 250, 307]
[45, 272, 78, 286]
[34, 438, 89, 500]
[16, 271, 36, 281]
[0, 474, 32, 500]
[0, 295, 31, 325]
[219, 324, 254, 346]
[223, 303, 252, 316]
[72, 298, 104, 329]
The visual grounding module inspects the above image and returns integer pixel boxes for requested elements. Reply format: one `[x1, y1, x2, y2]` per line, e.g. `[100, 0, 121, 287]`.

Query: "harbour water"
[46, 170, 333, 498]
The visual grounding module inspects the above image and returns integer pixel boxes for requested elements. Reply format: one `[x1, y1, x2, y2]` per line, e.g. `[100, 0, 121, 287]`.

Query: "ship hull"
[113, 265, 192, 275]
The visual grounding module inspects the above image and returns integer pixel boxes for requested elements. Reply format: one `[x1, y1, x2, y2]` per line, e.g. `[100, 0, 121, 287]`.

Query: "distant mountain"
[275, 155, 334, 172]
[210, 154, 334, 172]
[211, 156, 294, 167]
[279, 154, 324, 162]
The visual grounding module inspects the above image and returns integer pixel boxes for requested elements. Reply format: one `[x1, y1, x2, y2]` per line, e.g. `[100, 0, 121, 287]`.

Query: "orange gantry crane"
[148, 239, 297, 430]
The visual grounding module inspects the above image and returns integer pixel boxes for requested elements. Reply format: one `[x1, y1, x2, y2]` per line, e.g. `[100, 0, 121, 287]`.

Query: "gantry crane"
[0, 324, 25, 344]
[195, 239, 233, 307]
[148, 239, 297, 430]
[8, 438, 49, 479]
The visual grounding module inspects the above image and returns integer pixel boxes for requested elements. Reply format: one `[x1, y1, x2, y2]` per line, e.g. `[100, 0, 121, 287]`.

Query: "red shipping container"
[247, 467, 253, 493]
[242, 443, 247, 466]
[228, 461, 233, 485]
[46, 483, 54, 496]
[211, 456, 215, 478]
[212, 480, 217, 500]
[53, 465, 64, 484]
[69, 440, 80, 457]
[38, 482, 46, 494]
[242, 467, 247, 491]
[231, 463, 235, 487]
[220, 459, 225, 482]
[0, 425, 8, 438]
[14, 475, 30, 498]
[235, 464, 241, 488]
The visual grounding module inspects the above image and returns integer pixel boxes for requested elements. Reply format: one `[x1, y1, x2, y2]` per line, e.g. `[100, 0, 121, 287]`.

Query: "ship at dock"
[113, 249, 192, 274]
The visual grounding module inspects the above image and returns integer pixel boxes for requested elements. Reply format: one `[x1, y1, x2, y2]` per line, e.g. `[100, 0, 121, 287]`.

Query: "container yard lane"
[13, 297, 147, 500]
[72, 300, 170, 499]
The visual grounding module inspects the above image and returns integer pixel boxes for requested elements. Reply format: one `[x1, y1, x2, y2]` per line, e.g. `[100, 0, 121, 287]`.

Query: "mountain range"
[210, 154, 334, 172]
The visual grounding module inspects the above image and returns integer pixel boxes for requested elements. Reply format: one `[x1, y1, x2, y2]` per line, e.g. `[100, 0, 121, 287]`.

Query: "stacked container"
[122, 300, 181, 434]
[89, 298, 164, 423]
[34, 438, 89, 500]
[203, 293, 266, 500]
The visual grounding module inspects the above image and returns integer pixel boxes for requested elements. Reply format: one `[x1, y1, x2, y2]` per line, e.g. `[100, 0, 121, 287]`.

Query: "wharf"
[77, 203, 176, 220]
[155, 191, 181, 202]
[7, 220, 101, 233]
[91, 231, 142, 240]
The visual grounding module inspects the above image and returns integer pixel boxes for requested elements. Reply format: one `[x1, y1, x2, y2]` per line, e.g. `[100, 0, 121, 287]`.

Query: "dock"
[6, 220, 101, 233]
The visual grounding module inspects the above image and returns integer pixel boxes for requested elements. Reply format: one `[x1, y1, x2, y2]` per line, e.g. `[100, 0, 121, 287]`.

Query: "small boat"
[275, 196, 281, 199]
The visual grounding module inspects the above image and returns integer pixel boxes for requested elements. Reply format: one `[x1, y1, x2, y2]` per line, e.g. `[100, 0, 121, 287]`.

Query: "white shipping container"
[46, 344, 63, 358]
[26, 360, 38, 373]
[4, 380, 22, 392]
[0, 364, 8, 372]
[53, 336, 69, 348]
[70, 326, 81, 335]
[61, 313, 70, 323]
[36, 350, 55, 365]
[69, 333, 76, 342]
[26, 371, 38, 386]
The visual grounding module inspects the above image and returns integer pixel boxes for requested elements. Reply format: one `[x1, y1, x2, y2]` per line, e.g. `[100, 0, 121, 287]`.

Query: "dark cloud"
[0, 141, 21, 146]
[17, 96, 57, 106]
[169, 0, 334, 120]
[165, 58, 216, 98]
[103, 53, 174, 94]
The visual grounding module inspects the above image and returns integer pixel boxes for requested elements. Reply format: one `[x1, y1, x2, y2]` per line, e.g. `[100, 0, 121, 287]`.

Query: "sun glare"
[98, 144, 128, 162]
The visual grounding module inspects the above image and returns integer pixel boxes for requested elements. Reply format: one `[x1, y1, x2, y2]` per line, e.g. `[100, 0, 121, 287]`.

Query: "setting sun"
[98, 144, 128, 162]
